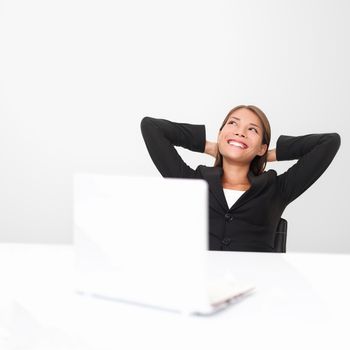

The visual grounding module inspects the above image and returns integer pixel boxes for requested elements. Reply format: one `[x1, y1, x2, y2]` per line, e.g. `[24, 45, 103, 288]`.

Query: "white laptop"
[73, 173, 255, 315]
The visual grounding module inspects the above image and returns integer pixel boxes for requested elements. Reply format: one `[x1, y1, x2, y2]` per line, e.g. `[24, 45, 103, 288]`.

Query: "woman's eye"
[227, 121, 258, 133]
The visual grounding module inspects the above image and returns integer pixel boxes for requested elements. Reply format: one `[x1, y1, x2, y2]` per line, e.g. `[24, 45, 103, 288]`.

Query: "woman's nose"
[235, 131, 246, 138]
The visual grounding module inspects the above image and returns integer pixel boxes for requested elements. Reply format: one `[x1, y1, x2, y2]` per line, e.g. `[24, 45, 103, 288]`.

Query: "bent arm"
[140, 116, 206, 178]
[276, 132, 341, 205]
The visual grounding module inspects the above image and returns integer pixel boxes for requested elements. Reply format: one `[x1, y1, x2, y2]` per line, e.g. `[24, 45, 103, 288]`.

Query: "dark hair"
[214, 105, 271, 176]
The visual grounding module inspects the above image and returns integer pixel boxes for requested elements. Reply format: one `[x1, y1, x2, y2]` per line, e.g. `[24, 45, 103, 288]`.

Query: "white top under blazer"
[222, 188, 246, 209]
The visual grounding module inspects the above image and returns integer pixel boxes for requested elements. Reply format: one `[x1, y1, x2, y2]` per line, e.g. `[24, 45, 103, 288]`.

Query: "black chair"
[273, 218, 288, 253]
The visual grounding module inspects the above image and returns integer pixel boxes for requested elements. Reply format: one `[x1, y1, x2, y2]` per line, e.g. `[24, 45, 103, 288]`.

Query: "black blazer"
[140, 116, 341, 252]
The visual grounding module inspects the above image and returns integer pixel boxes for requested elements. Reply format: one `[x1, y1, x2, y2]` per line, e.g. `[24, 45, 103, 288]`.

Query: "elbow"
[140, 116, 157, 136]
[140, 116, 162, 143]
[323, 133, 341, 157]
[330, 132, 341, 151]
[140, 116, 151, 130]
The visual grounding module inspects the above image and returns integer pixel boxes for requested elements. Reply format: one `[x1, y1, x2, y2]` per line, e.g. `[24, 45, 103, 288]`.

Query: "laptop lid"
[73, 173, 211, 313]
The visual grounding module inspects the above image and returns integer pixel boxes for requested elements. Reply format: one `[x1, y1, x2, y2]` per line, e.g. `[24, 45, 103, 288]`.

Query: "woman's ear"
[258, 143, 268, 157]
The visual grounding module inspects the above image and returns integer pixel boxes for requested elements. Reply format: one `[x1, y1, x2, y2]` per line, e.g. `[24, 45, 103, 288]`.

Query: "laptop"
[73, 173, 255, 315]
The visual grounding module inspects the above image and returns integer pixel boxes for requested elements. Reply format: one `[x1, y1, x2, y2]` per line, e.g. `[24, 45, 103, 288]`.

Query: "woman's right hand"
[204, 141, 219, 158]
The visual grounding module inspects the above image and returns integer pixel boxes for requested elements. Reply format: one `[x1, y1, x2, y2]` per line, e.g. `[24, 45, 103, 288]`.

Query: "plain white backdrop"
[0, 0, 349, 252]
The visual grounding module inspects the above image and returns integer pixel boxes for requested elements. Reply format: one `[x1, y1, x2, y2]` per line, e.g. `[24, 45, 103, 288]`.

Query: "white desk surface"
[0, 243, 349, 350]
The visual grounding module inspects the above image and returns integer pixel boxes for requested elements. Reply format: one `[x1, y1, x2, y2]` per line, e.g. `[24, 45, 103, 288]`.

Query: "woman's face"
[217, 108, 268, 164]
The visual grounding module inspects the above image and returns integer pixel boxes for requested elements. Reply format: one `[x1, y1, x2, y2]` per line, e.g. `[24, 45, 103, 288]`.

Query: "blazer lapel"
[229, 170, 266, 210]
[200, 166, 228, 212]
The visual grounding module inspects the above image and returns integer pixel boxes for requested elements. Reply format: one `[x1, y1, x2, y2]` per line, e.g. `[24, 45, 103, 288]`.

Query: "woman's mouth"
[227, 139, 248, 149]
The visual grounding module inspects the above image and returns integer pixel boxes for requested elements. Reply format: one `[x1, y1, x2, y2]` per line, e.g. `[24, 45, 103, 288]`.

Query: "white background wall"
[0, 0, 349, 252]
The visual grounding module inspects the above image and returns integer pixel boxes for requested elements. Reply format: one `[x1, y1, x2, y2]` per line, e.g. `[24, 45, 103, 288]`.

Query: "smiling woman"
[140, 106, 341, 252]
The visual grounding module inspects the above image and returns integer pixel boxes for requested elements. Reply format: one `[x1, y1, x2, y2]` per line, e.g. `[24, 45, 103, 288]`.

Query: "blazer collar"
[200, 166, 268, 212]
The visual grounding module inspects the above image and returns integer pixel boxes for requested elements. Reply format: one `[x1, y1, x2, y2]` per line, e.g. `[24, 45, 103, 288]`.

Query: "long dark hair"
[214, 105, 271, 175]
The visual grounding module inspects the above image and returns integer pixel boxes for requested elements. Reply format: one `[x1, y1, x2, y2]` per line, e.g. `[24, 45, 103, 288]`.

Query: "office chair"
[273, 218, 288, 253]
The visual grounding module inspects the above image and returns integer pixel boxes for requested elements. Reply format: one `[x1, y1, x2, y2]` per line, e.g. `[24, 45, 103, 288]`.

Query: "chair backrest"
[273, 218, 288, 253]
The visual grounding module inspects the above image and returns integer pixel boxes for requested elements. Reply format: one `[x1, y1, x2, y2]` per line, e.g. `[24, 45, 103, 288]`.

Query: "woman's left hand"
[267, 149, 277, 162]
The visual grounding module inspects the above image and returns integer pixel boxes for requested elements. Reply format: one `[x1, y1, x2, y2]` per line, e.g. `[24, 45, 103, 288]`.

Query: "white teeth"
[228, 141, 245, 149]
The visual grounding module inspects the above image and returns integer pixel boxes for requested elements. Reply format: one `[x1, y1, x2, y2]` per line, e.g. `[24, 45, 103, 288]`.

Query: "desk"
[0, 243, 349, 350]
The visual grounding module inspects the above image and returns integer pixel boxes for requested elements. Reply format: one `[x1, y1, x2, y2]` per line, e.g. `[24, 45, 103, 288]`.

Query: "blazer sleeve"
[276, 132, 341, 205]
[140, 116, 206, 178]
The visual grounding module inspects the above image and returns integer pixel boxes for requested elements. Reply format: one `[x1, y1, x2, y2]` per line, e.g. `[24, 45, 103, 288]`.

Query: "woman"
[140, 105, 341, 252]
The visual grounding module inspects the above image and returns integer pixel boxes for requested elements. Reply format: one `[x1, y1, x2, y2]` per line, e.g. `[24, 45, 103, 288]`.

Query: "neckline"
[223, 188, 246, 192]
